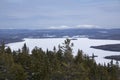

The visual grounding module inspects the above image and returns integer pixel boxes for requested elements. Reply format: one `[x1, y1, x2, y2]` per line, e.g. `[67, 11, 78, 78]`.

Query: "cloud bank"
[0, 0, 120, 29]
[49, 25, 100, 29]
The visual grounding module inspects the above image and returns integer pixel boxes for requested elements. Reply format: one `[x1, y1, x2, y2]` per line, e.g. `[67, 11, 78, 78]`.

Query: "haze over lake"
[7, 38, 120, 64]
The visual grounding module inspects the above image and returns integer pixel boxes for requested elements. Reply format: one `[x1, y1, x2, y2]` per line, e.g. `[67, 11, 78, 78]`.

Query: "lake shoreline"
[7, 38, 120, 64]
[5, 37, 120, 53]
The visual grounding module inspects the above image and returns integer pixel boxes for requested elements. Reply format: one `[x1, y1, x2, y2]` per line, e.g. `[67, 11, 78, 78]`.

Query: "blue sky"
[0, 0, 120, 29]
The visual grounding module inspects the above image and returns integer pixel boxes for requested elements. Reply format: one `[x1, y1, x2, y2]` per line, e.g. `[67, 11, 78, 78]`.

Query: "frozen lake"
[7, 38, 120, 65]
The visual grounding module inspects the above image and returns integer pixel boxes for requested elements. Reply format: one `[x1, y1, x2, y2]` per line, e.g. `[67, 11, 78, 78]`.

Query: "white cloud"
[49, 24, 100, 29]
[76, 25, 100, 29]
[49, 25, 71, 29]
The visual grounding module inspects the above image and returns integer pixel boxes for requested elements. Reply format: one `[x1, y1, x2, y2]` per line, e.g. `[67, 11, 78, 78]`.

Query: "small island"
[91, 44, 120, 52]
[105, 55, 120, 61]
[91, 44, 120, 61]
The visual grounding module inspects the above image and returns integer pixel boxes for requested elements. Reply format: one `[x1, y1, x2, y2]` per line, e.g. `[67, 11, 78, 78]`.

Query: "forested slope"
[0, 39, 119, 80]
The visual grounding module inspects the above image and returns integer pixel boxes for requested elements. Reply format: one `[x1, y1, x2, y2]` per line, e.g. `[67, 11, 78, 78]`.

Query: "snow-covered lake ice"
[7, 38, 120, 65]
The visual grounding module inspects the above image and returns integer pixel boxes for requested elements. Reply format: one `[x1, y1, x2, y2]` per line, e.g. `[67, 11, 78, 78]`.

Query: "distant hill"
[0, 28, 120, 44]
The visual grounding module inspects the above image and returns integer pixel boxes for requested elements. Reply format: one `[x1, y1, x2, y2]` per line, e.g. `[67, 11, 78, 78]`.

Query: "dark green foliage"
[0, 39, 119, 80]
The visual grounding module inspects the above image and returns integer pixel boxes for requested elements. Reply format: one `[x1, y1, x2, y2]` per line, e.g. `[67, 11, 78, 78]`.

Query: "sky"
[0, 0, 120, 29]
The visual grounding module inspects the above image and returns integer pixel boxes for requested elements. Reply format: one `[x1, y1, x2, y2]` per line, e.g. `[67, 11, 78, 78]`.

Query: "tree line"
[0, 39, 119, 80]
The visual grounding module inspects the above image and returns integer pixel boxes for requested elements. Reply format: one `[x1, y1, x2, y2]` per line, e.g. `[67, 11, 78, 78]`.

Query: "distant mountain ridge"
[0, 28, 120, 44]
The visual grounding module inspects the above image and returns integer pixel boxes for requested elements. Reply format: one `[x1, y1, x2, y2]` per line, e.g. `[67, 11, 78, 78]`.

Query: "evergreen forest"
[0, 39, 120, 80]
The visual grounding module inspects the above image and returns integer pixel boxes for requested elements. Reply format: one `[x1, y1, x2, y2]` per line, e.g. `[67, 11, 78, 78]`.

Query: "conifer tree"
[22, 43, 29, 54]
